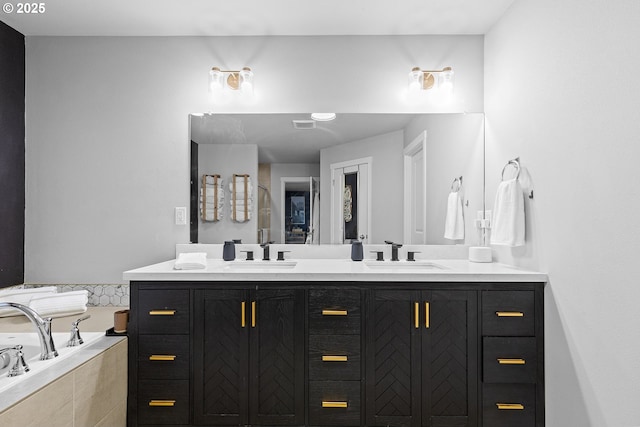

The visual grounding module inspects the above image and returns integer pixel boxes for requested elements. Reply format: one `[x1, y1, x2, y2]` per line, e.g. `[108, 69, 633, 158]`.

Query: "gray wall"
[485, 0, 640, 425]
[24, 35, 483, 283]
[320, 130, 404, 243]
[197, 144, 258, 243]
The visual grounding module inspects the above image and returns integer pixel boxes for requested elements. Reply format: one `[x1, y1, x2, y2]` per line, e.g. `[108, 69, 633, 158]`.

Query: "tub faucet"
[0, 302, 58, 360]
[0, 345, 30, 376]
[384, 241, 403, 261]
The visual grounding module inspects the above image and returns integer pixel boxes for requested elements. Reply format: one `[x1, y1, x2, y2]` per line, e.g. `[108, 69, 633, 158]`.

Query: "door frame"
[329, 157, 372, 244]
[403, 131, 427, 244]
[280, 176, 317, 243]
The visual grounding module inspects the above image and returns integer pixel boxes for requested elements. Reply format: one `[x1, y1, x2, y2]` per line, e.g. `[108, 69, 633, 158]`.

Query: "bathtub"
[0, 331, 104, 394]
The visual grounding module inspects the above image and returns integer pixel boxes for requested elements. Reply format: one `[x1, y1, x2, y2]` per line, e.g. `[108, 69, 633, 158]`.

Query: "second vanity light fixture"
[209, 67, 254, 97]
[408, 66, 455, 96]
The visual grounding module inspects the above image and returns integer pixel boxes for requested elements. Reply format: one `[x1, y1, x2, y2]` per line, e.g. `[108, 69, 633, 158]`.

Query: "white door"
[330, 158, 372, 244]
[404, 131, 427, 244]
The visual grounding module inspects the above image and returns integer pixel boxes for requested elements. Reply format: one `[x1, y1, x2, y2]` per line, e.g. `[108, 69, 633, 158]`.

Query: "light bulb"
[408, 67, 423, 93]
[439, 67, 454, 97]
[208, 67, 224, 93]
[239, 67, 254, 96]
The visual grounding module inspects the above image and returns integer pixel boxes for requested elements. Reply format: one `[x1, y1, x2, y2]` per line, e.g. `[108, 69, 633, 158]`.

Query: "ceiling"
[190, 113, 420, 163]
[3, 0, 515, 36]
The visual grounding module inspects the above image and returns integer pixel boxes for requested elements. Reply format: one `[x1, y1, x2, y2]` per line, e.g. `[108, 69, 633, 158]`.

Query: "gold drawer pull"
[414, 302, 419, 329]
[149, 355, 176, 361]
[241, 301, 246, 328]
[322, 355, 348, 362]
[425, 302, 430, 329]
[495, 311, 524, 317]
[149, 310, 176, 316]
[497, 358, 526, 365]
[322, 309, 347, 316]
[496, 403, 524, 410]
[322, 401, 348, 408]
[149, 400, 176, 407]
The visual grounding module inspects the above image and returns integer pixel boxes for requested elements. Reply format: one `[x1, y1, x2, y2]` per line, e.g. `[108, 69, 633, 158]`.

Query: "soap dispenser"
[351, 241, 363, 261]
[223, 241, 236, 261]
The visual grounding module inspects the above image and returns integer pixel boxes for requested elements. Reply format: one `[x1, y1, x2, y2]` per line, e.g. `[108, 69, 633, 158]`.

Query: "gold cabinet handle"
[497, 358, 526, 365]
[149, 310, 176, 316]
[241, 301, 246, 328]
[322, 401, 348, 408]
[496, 311, 524, 317]
[322, 309, 348, 316]
[496, 403, 524, 410]
[149, 355, 176, 361]
[149, 400, 176, 407]
[322, 355, 348, 362]
[251, 301, 256, 327]
[414, 302, 419, 329]
[425, 302, 430, 329]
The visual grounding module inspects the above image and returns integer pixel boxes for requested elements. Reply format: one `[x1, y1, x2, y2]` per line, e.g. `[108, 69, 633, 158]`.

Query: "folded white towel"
[490, 179, 525, 246]
[205, 176, 223, 185]
[203, 210, 223, 221]
[444, 191, 465, 240]
[174, 252, 207, 270]
[228, 180, 253, 193]
[230, 210, 252, 222]
[28, 290, 89, 318]
[0, 287, 58, 317]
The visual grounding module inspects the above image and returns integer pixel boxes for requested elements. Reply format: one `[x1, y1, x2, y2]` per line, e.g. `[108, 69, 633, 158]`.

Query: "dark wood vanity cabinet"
[127, 281, 544, 427]
[365, 289, 478, 427]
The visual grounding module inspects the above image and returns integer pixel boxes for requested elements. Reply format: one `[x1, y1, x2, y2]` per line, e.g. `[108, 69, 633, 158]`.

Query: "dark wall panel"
[0, 21, 25, 287]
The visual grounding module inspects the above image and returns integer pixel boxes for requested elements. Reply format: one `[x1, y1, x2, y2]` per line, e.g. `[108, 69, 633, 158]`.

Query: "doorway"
[403, 131, 427, 244]
[330, 157, 372, 244]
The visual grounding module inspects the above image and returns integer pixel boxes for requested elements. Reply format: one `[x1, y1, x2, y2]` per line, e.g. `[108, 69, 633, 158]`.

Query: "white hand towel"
[490, 179, 525, 246]
[203, 208, 223, 222]
[444, 191, 465, 240]
[205, 176, 223, 185]
[0, 287, 58, 317]
[28, 290, 89, 318]
[231, 210, 252, 222]
[174, 252, 207, 270]
[228, 181, 253, 193]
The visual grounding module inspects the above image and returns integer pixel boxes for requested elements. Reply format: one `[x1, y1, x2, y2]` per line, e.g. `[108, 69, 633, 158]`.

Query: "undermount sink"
[363, 260, 447, 270]
[224, 260, 298, 270]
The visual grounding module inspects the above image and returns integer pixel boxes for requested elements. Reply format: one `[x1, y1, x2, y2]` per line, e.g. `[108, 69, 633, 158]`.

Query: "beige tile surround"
[0, 338, 127, 427]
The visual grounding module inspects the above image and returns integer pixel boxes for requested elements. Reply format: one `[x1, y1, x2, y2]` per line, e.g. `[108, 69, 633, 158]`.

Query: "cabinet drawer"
[483, 337, 537, 383]
[482, 291, 535, 336]
[309, 289, 361, 334]
[483, 383, 536, 427]
[138, 379, 189, 425]
[138, 290, 189, 334]
[138, 335, 189, 379]
[309, 381, 361, 426]
[309, 335, 361, 381]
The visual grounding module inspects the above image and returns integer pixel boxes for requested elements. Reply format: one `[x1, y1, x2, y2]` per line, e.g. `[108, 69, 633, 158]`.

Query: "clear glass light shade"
[408, 67, 423, 93]
[239, 67, 254, 96]
[208, 67, 224, 93]
[439, 67, 454, 96]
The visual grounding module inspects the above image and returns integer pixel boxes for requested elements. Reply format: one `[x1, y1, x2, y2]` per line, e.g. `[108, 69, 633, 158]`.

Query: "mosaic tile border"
[21, 284, 130, 307]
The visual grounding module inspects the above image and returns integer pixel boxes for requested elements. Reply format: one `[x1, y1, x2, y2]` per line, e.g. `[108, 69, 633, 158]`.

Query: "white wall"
[403, 113, 485, 245]
[485, 1, 640, 425]
[197, 144, 258, 243]
[25, 35, 483, 283]
[269, 163, 320, 243]
[320, 130, 404, 244]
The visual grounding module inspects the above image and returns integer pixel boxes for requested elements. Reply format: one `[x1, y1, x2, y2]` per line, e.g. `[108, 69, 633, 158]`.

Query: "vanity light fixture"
[408, 66, 454, 96]
[311, 113, 336, 121]
[209, 67, 254, 97]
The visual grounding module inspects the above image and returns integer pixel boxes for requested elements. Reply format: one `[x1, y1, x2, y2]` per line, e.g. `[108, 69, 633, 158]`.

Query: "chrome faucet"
[0, 302, 58, 360]
[0, 345, 30, 376]
[384, 240, 403, 261]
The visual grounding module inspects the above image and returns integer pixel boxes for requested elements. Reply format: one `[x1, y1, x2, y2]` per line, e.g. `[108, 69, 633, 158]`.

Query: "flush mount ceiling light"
[209, 66, 254, 97]
[311, 113, 336, 121]
[408, 66, 454, 95]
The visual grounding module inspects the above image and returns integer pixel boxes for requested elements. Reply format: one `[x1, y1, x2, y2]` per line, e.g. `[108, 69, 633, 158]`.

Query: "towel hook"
[501, 157, 521, 181]
[451, 176, 463, 192]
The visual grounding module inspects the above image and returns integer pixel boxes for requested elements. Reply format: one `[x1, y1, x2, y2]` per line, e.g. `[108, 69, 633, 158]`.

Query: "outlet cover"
[175, 207, 187, 225]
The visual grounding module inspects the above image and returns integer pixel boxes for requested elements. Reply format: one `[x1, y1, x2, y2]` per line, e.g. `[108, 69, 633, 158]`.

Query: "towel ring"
[501, 159, 521, 181]
[451, 176, 463, 192]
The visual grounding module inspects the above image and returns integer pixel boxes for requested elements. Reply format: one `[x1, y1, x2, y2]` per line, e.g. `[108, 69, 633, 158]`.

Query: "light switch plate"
[175, 207, 187, 225]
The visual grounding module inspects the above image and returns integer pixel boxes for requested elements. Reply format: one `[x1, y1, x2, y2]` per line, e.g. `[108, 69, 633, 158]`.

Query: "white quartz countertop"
[123, 258, 547, 283]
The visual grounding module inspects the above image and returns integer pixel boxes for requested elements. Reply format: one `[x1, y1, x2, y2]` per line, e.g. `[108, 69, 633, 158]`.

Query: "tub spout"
[0, 302, 58, 360]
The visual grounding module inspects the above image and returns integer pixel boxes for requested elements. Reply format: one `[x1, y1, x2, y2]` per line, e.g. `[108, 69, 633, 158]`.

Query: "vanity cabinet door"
[193, 288, 305, 426]
[365, 289, 477, 427]
[193, 289, 250, 426]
